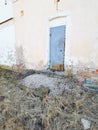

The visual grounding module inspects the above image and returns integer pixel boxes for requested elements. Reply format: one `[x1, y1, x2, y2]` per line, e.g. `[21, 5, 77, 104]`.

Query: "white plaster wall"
[0, 0, 13, 23]
[0, 0, 16, 66]
[0, 21, 16, 66]
[13, 0, 98, 69]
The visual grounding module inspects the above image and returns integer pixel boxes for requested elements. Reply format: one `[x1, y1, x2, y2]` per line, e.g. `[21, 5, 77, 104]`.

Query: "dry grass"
[0, 68, 98, 130]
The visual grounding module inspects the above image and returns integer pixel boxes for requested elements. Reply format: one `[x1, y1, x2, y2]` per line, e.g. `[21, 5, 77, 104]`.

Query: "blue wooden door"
[50, 25, 65, 71]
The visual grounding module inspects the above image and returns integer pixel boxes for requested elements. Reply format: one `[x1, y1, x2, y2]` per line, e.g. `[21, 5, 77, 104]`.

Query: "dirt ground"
[0, 68, 98, 130]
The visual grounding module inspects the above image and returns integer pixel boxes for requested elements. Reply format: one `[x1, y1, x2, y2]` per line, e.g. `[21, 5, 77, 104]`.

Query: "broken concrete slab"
[19, 73, 67, 95]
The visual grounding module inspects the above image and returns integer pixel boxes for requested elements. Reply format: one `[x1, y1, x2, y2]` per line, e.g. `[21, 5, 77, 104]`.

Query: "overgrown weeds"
[0, 68, 98, 130]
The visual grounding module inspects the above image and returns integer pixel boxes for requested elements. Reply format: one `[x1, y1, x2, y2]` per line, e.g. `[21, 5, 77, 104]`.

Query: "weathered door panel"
[50, 25, 65, 71]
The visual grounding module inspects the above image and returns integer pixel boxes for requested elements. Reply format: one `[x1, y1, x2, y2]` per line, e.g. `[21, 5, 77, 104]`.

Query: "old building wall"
[13, 0, 52, 69]
[0, 0, 13, 23]
[61, 0, 98, 68]
[13, 0, 98, 69]
[0, 0, 16, 66]
[0, 21, 16, 66]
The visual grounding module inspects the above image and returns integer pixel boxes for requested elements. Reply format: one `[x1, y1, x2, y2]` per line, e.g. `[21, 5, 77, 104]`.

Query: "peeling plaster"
[15, 45, 25, 65]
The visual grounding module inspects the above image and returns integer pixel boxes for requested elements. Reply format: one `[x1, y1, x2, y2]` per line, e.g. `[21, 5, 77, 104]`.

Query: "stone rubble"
[81, 118, 91, 130]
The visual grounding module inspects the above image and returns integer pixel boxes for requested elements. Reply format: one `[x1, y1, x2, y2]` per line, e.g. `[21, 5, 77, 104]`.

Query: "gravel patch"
[19, 73, 67, 95]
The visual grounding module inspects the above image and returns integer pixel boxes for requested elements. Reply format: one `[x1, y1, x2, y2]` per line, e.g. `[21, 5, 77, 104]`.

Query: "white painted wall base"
[0, 21, 16, 66]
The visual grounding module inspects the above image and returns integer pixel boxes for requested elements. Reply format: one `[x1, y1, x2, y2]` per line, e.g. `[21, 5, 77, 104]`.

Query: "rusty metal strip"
[52, 64, 64, 71]
[0, 18, 13, 25]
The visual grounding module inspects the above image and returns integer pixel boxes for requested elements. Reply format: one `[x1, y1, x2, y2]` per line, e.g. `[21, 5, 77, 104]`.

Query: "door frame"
[48, 15, 67, 71]
[49, 25, 65, 71]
